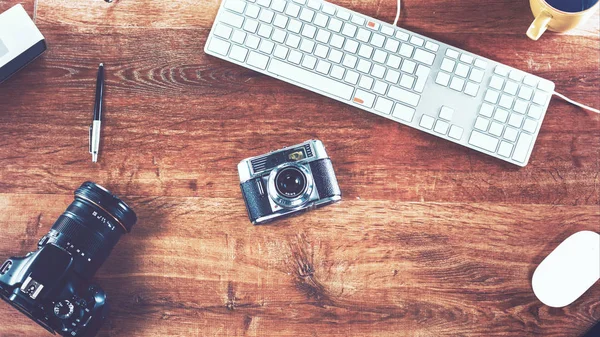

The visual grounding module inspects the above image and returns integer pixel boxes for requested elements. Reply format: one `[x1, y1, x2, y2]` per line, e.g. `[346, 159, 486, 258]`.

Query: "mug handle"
[527, 10, 553, 40]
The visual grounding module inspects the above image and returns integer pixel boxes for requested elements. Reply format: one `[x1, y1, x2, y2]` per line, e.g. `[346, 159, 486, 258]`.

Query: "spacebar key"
[268, 59, 354, 100]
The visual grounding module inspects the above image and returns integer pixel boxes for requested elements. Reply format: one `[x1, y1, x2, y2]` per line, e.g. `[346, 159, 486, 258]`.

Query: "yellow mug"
[527, 0, 600, 40]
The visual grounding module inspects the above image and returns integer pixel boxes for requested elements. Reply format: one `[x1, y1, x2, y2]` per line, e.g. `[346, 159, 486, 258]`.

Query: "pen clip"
[89, 125, 93, 154]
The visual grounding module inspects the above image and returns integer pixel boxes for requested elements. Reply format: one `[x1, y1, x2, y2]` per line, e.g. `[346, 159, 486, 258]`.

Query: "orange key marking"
[367, 21, 375, 28]
[353, 97, 365, 104]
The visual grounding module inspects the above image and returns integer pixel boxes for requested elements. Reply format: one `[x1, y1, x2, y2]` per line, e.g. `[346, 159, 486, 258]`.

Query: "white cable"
[553, 91, 600, 114]
[393, 0, 401, 26]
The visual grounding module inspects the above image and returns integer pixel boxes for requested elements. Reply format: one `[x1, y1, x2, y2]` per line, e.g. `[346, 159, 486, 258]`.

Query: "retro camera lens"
[44, 182, 137, 278]
[275, 167, 307, 198]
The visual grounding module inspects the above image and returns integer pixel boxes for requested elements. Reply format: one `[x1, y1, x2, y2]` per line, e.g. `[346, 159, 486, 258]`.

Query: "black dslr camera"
[0, 182, 137, 337]
[238, 140, 342, 224]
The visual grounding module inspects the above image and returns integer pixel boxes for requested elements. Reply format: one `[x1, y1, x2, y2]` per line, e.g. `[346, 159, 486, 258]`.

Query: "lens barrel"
[43, 182, 137, 279]
[275, 167, 307, 198]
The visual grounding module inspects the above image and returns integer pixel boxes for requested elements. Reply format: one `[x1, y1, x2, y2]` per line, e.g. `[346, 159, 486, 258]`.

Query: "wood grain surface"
[0, 0, 599, 336]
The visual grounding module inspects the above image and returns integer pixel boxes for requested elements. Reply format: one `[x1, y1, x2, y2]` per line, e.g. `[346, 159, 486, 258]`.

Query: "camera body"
[0, 242, 108, 336]
[238, 140, 341, 224]
[0, 182, 136, 337]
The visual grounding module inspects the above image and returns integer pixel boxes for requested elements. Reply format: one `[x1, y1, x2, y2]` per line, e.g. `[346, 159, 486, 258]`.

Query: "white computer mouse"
[532, 231, 600, 308]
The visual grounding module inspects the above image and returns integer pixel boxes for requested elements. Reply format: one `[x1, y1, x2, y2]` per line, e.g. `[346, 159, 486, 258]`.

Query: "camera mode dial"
[53, 299, 75, 319]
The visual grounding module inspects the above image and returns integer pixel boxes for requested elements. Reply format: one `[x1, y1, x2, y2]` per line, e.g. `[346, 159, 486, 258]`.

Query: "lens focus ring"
[51, 215, 105, 260]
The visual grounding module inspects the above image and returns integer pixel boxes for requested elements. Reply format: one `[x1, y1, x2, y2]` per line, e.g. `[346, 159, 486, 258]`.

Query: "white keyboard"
[205, 0, 556, 166]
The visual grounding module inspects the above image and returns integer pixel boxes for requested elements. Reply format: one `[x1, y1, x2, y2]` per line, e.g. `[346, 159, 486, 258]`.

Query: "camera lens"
[43, 182, 137, 279]
[275, 167, 307, 198]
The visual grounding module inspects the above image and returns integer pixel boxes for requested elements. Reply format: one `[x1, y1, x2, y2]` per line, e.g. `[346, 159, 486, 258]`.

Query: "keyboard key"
[518, 86, 533, 100]
[273, 14, 288, 28]
[288, 19, 302, 33]
[314, 44, 329, 58]
[385, 39, 400, 53]
[513, 99, 528, 114]
[448, 125, 464, 140]
[373, 50, 388, 63]
[314, 13, 328, 27]
[493, 108, 509, 123]
[331, 65, 345, 79]
[414, 65, 430, 93]
[225, 0, 246, 13]
[328, 18, 343, 32]
[459, 54, 474, 64]
[345, 70, 359, 85]
[410, 36, 424, 46]
[299, 38, 315, 53]
[344, 40, 359, 53]
[358, 45, 374, 58]
[399, 44, 414, 57]
[387, 55, 401, 69]
[393, 104, 416, 122]
[494, 66, 509, 76]
[375, 97, 394, 114]
[395, 31, 409, 41]
[474, 59, 488, 69]
[299, 8, 315, 22]
[330, 32, 344, 48]
[315, 29, 331, 43]
[464, 82, 479, 97]
[532, 91, 548, 105]
[450, 77, 465, 91]
[420, 115, 435, 129]
[302, 55, 317, 69]
[484, 89, 500, 104]
[479, 103, 495, 117]
[469, 131, 499, 152]
[371, 34, 386, 48]
[523, 75, 538, 87]
[538, 80, 554, 93]
[435, 72, 451, 86]
[523, 118, 537, 133]
[373, 80, 388, 95]
[388, 86, 420, 106]
[503, 127, 518, 142]
[359, 76, 374, 90]
[328, 49, 343, 63]
[246, 4, 260, 18]
[528, 105, 543, 119]
[356, 28, 371, 42]
[439, 106, 454, 120]
[230, 45, 249, 62]
[342, 23, 358, 37]
[414, 49, 435, 66]
[441, 58, 455, 73]
[401, 60, 416, 74]
[257, 0, 271, 7]
[499, 94, 514, 109]
[469, 68, 484, 83]
[258, 24, 274, 38]
[351, 15, 365, 26]
[214, 24, 233, 40]
[315, 60, 331, 74]
[399, 74, 415, 89]
[509, 70, 524, 82]
[488, 121, 504, 137]
[221, 11, 245, 28]
[455, 63, 469, 78]
[508, 113, 524, 128]
[434, 120, 450, 134]
[245, 35, 260, 49]
[271, 0, 286, 12]
[512, 133, 533, 163]
[268, 58, 354, 99]
[273, 45, 289, 59]
[285, 3, 301, 17]
[208, 38, 231, 56]
[445, 49, 459, 59]
[288, 50, 302, 64]
[357, 59, 372, 73]
[381, 26, 395, 36]
[247, 51, 269, 69]
[271, 29, 286, 43]
[385, 69, 401, 84]
[474, 117, 490, 131]
[425, 41, 439, 52]
[336, 10, 351, 20]
[302, 24, 317, 38]
[342, 54, 358, 68]
[489, 75, 504, 90]
[322, 3, 336, 15]
[498, 141, 513, 158]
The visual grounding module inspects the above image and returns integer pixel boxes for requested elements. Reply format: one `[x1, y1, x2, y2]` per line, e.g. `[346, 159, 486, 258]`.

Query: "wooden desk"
[0, 0, 598, 336]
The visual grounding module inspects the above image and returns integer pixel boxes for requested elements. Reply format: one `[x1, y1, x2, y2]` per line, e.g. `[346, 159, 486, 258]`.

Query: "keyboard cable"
[392, 1, 598, 114]
[553, 91, 600, 114]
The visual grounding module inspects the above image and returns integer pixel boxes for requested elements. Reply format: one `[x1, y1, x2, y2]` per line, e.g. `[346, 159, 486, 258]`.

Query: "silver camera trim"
[267, 163, 314, 209]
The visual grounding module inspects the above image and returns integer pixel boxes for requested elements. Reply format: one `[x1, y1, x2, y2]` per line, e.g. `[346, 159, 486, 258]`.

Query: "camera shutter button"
[53, 300, 75, 319]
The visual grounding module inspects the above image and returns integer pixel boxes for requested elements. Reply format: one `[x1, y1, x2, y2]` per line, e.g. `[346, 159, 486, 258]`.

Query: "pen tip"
[99, 63, 104, 67]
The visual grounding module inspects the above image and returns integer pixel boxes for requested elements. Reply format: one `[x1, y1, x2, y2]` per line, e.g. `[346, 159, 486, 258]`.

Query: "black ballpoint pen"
[89, 63, 104, 163]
